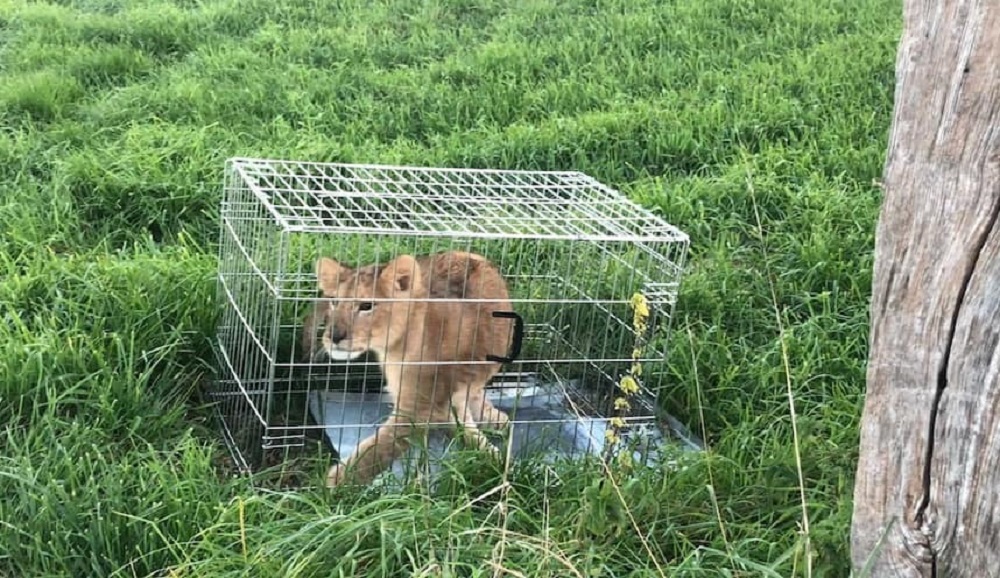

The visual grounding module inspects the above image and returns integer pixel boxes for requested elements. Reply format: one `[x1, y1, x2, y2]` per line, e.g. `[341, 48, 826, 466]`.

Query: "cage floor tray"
[307, 375, 702, 485]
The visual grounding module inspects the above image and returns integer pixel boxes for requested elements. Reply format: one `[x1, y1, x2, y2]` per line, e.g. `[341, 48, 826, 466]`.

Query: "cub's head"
[307, 254, 425, 361]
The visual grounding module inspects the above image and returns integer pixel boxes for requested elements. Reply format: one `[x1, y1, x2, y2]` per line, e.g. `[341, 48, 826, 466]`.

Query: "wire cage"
[210, 157, 692, 484]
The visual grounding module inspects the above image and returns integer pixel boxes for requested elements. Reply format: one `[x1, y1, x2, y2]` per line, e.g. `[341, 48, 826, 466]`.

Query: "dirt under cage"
[210, 157, 698, 484]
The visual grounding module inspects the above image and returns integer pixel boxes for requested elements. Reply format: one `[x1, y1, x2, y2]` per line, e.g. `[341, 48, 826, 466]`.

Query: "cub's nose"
[328, 326, 347, 344]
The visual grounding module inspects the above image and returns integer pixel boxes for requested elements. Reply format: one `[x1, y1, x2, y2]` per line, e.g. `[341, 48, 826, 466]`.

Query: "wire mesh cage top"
[214, 157, 692, 474]
[228, 157, 689, 243]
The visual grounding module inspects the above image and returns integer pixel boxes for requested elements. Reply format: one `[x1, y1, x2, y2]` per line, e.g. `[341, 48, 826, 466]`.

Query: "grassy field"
[0, 0, 899, 576]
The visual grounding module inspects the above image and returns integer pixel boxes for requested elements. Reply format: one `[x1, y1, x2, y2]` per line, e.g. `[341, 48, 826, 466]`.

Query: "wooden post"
[851, 1, 1000, 576]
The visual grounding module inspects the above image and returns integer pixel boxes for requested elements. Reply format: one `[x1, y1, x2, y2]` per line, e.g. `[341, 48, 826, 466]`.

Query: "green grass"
[0, 0, 898, 575]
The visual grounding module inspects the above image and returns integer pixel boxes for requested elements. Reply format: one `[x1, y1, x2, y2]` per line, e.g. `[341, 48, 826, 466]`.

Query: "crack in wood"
[917, 195, 1000, 576]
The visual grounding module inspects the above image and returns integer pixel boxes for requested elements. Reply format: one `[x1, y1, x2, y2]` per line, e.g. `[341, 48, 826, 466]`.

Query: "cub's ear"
[315, 257, 346, 294]
[378, 254, 421, 296]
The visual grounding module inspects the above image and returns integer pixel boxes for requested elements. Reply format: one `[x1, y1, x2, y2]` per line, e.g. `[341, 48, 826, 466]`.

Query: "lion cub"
[305, 250, 517, 487]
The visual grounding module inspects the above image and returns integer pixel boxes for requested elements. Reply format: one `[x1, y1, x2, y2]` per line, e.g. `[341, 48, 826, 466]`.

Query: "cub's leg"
[468, 389, 509, 429]
[456, 374, 509, 429]
[327, 415, 417, 487]
[300, 304, 319, 361]
[449, 390, 503, 457]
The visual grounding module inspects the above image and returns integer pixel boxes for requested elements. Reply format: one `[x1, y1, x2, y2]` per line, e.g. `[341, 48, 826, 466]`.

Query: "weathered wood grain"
[851, 1, 1000, 576]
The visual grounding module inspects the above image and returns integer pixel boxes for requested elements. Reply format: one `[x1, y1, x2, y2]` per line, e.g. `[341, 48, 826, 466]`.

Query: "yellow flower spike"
[605, 292, 652, 464]
[619, 375, 640, 395]
[630, 293, 649, 319]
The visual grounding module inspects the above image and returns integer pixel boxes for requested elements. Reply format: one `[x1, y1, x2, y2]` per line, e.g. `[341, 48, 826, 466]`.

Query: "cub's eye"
[357, 301, 374, 312]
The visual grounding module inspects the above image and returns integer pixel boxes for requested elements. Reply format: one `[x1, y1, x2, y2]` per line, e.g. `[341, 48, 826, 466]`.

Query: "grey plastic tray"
[308, 376, 703, 486]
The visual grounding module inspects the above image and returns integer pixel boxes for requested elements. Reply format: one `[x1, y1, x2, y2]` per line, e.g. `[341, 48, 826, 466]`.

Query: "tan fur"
[305, 250, 515, 487]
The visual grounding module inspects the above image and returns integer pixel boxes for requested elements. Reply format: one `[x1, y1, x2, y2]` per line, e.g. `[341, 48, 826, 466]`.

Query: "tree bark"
[851, 1, 1000, 576]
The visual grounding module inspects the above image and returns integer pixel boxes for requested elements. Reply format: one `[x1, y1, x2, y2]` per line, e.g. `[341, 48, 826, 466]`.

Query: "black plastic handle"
[486, 310, 524, 364]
